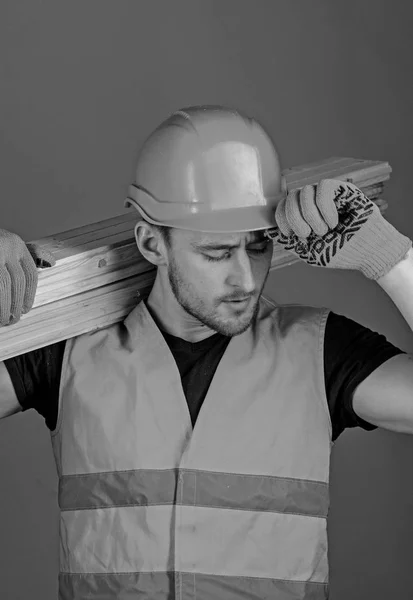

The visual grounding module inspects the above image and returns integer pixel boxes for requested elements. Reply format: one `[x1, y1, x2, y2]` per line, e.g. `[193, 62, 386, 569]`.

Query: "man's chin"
[212, 311, 256, 337]
[223, 321, 253, 337]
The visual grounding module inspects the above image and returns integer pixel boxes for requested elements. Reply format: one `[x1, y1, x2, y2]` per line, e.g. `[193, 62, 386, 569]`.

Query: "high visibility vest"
[51, 297, 332, 600]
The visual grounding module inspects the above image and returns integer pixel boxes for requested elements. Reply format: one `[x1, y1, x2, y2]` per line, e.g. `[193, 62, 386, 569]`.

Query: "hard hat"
[125, 105, 285, 233]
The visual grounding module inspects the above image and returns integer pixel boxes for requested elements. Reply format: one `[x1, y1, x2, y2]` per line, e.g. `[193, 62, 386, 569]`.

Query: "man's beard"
[167, 256, 268, 337]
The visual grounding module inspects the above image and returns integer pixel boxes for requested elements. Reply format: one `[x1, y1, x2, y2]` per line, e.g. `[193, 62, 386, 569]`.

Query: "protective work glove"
[0, 229, 55, 326]
[265, 179, 412, 280]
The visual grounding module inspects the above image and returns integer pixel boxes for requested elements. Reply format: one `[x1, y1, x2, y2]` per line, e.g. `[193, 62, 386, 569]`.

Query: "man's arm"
[0, 229, 59, 421]
[352, 354, 413, 434]
[324, 311, 406, 440]
[352, 248, 413, 435]
[0, 362, 21, 419]
[269, 179, 413, 436]
[1, 342, 66, 430]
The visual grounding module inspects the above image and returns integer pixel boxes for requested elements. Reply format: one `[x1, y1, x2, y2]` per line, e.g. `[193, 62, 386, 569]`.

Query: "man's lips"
[221, 296, 253, 305]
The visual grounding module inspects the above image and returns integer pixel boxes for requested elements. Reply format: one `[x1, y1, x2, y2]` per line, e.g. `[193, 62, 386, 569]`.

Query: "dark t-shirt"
[4, 310, 405, 441]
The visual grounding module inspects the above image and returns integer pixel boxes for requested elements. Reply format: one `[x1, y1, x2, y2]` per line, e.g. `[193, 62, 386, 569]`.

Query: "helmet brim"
[125, 200, 279, 233]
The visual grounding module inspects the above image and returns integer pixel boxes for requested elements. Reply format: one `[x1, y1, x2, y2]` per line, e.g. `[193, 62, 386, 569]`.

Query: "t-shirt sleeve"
[324, 311, 407, 441]
[3, 341, 66, 430]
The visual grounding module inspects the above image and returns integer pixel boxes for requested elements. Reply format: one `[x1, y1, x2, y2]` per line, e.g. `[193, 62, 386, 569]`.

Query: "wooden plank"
[0, 157, 391, 360]
[0, 275, 156, 361]
[284, 157, 391, 189]
[32, 241, 153, 308]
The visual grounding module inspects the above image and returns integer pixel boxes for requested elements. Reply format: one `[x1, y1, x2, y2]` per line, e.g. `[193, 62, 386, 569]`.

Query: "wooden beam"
[0, 157, 391, 361]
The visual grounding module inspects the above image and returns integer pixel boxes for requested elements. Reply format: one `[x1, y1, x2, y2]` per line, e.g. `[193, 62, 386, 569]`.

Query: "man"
[0, 105, 413, 600]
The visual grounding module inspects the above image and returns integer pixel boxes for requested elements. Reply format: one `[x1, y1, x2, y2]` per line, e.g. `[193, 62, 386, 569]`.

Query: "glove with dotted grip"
[265, 179, 412, 280]
[0, 229, 55, 326]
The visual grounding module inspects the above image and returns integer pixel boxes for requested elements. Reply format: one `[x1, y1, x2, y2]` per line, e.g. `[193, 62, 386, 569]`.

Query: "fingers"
[316, 180, 342, 225]
[20, 257, 38, 314]
[0, 232, 44, 326]
[0, 260, 38, 325]
[285, 190, 312, 238]
[275, 182, 341, 239]
[274, 198, 291, 236]
[9, 262, 27, 324]
[0, 267, 12, 326]
[275, 190, 311, 238]
[298, 185, 328, 236]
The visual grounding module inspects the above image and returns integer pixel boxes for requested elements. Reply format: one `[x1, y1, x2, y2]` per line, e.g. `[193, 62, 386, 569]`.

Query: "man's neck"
[146, 273, 216, 343]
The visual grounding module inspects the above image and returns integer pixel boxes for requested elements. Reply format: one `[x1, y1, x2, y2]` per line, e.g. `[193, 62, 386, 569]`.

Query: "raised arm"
[0, 229, 55, 419]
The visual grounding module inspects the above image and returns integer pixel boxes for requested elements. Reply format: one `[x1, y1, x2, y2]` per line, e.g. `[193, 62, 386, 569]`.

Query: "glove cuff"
[349, 210, 412, 280]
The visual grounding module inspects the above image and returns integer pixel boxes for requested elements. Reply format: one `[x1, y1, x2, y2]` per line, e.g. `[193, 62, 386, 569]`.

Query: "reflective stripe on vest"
[59, 572, 328, 600]
[59, 468, 329, 516]
[51, 298, 332, 600]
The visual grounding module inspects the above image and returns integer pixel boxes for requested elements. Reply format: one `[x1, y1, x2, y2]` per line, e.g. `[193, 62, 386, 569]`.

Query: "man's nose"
[228, 251, 255, 293]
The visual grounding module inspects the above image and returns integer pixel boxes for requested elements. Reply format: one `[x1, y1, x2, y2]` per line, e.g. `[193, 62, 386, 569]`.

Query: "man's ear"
[134, 221, 168, 266]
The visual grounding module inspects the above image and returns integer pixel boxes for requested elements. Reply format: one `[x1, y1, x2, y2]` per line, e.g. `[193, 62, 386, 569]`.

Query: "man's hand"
[0, 230, 55, 326]
[266, 179, 412, 280]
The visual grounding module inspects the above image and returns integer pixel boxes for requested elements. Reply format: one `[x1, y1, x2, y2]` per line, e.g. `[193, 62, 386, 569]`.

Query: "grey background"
[1, 1, 413, 598]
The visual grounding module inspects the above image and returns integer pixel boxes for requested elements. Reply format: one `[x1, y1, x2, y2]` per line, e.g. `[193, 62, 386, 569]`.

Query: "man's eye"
[203, 244, 270, 262]
[204, 253, 230, 262]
